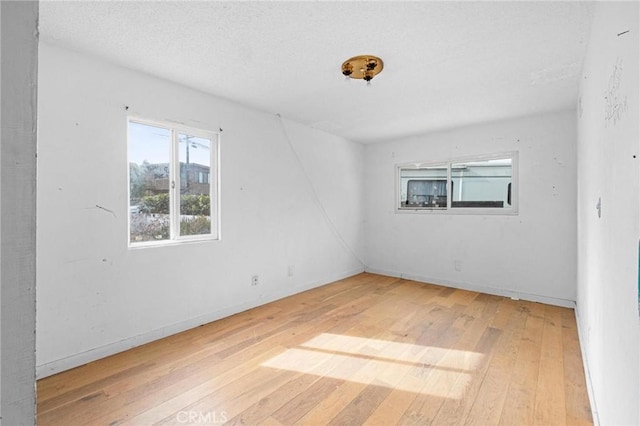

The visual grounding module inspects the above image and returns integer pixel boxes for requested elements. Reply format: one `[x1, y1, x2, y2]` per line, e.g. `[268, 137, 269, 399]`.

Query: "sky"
[128, 121, 212, 166]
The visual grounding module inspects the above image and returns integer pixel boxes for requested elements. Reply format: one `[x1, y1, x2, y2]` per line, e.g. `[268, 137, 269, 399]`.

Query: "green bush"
[140, 193, 170, 214]
[180, 194, 210, 216]
[180, 215, 211, 235]
[140, 193, 210, 216]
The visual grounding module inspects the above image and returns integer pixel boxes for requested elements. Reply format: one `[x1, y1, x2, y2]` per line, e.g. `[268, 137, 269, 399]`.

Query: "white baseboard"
[573, 303, 600, 425]
[36, 266, 364, 379]
[364, 267, 575, 308]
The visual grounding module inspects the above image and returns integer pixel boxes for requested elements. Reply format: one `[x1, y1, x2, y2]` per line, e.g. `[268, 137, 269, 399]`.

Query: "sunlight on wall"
[262, 333, 485, 399]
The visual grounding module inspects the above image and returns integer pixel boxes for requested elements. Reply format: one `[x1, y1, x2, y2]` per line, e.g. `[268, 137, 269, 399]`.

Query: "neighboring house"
[134, 162, 211, 197]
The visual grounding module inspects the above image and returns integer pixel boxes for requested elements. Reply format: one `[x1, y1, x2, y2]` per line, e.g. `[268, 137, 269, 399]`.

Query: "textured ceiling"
[39, 1, 593, 143]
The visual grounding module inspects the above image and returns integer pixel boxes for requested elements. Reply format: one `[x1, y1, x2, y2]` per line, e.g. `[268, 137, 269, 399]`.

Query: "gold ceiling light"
[341, 55, 384, 86]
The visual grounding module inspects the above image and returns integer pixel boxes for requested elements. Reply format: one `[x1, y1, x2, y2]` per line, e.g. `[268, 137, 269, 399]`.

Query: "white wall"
[36, 43, 364, 377]
[364, 110, 577, 305]
[576, 2, 639, 425]
[1, 3, 2, 417]
[0, 1, 38, 423]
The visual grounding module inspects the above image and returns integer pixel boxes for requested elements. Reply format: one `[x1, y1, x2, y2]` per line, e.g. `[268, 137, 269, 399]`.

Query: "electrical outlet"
[288, 265, 294, 277]
[251, 275, 259, 286]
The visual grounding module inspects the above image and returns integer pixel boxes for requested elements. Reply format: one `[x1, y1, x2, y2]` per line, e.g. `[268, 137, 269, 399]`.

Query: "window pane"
[400, 165, 448, 209]
[129, 122, 171, 243]
[451, 158, 512, 208]
[178, 134, 212, 236]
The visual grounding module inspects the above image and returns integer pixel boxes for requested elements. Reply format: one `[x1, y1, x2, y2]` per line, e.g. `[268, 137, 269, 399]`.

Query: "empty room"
[1, 1, 638, 425]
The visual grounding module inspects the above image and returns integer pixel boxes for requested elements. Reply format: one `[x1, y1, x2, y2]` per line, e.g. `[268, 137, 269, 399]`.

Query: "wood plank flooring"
[37, 273, 592, 425]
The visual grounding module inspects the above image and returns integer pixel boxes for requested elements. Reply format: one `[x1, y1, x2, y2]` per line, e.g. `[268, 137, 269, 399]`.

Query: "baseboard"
[364, 267, 575, 308]
[36, 266, 364, 379]
[573, 303, 600, 425]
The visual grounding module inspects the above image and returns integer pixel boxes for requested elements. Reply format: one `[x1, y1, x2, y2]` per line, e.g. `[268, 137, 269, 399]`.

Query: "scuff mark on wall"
[94, 204, 117, 219]
[553, 156, 565, 167]
[578, 96, 584, 119]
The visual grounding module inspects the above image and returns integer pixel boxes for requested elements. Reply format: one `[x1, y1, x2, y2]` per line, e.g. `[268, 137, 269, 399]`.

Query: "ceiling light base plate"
[342, 55, 384, 81]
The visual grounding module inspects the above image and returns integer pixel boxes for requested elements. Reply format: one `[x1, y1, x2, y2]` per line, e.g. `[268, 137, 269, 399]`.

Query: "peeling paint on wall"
[604, 57, 628, 127]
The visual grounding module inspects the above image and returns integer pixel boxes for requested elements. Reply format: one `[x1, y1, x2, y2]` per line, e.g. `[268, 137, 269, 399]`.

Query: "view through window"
[128, 119, 219, 246]
[398, 154, 517, 214]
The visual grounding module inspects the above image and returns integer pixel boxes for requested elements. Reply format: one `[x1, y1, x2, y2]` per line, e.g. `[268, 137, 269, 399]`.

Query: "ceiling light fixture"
[341, 55, 384, 87]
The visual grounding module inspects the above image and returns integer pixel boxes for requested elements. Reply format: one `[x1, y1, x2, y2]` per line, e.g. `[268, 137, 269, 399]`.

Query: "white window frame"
[127, 117, 220, 248]
[396, 151, 518, 215]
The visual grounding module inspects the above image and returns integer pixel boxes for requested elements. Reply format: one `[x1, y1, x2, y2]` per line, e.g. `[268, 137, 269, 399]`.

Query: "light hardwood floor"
[37, 273, 592, 425]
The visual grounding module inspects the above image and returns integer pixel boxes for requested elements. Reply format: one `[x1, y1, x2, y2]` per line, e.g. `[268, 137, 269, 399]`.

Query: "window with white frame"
[128, 118, 219, 246]
[397, 153, 517, 214]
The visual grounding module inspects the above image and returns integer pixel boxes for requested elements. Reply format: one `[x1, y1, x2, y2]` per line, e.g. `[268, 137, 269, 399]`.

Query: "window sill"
[128, 235, 219, 250]
[396, 207, 519, 216]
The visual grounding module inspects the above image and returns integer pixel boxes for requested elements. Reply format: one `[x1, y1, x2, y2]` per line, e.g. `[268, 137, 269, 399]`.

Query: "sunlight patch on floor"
[301, 333, 484, 371]
[261, 333, 484, 399]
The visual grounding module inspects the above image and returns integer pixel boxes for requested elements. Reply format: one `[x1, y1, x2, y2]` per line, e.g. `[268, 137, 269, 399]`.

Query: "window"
[401, 164, 448, 209]
[397, 153, 517, 214]
[128, 118, 219, 246]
